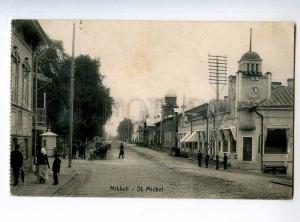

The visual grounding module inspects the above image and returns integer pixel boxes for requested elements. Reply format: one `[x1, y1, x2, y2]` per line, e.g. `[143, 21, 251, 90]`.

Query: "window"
[11, 62, 19, 103]
[265, 129, 287, 154]
[256, 64, 258, 72]
[251, 64, 254, 72]
[24, 139, 29, 158]
[17, 110, 22, 133]
[223, 141, 228, 152]
[23, 75, 29, 108]
[231, 137, 236, 153]
[43, 140, 47, 147]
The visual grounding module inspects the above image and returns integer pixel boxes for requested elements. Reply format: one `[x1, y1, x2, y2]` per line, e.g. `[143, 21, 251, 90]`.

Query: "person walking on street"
[223, 153, 228, 170]
[52, 154, 61, 185]
[37, 148, 50, 184]
[118, 142, 125, 159]
[10, 144, 23, 186]
[79, 142, 86, 160]
[205, 153, 209, 168]
[197, 151, 203, 167]
[72, 143, 77, 159]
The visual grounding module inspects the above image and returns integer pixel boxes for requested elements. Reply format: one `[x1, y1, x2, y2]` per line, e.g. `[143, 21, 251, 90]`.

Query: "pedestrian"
[79, 142, 86, 160]
[205, 153, 209, 168]
[72, 143, 77, 159]
[223, 153, 228, 170]
[197, 151, 203, 167]
[216, 154, 219, 170]
[52, 153, 61, 185]
[37, 148, 50, 184]
[118, 142, 125, 159]
[62, 142, 66, 159]
[10, 144, 23, 186]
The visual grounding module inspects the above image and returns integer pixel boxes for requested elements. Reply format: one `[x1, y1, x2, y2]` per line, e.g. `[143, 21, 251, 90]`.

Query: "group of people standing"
[10, 144, 61, 186]
[36, 148, 61, 185]
[197, 152, 228, 170]
[72, 142, 86, 160]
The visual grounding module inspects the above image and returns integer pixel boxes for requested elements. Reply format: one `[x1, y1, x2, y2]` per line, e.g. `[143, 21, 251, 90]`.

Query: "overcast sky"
[39, 21, 294, 136]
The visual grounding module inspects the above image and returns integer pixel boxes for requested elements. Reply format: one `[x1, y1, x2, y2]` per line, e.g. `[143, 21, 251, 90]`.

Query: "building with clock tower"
[226, 29, 294, 175]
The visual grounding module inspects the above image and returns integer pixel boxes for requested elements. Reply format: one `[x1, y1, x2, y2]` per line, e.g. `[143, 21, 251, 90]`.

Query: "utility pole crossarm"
[208, 54, 228, 163]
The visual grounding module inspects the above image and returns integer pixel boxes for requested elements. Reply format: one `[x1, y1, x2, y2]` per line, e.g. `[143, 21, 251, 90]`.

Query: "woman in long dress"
[37, 148, 50, 184]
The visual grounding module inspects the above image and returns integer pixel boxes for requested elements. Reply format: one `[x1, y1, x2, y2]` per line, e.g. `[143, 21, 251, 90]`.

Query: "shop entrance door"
[243, 137, 252, 161]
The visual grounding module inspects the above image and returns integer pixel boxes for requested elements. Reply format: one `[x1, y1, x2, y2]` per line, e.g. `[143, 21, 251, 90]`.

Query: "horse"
[100, 143, 111, 160]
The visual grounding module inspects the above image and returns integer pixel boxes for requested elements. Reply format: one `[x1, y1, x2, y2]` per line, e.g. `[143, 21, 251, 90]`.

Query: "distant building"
[11, 20, 49, 172]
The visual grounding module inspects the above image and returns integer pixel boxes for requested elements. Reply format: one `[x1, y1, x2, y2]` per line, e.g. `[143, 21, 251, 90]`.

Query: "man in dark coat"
[52, 154, 61, 185]
[223, 153, 228, 170]
[72, 143, 77, 159]
[118, 142, 125, 159]
[197, 151, 203, 167]
[10, 144, 23, 186]
[205, 153, 209, 168]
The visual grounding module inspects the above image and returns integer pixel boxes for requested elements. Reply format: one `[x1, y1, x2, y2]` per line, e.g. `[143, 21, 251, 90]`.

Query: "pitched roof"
[258, 86, 294, 108]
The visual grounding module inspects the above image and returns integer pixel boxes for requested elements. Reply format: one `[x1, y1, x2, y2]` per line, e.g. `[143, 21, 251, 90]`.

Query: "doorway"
[243, 137, 252, 161]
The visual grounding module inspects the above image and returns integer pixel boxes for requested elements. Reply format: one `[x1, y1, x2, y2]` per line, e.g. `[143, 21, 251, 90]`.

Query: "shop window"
[223, 141, 228, 152]
[265, 129, 287, 154]
[194, 142, 198, 150]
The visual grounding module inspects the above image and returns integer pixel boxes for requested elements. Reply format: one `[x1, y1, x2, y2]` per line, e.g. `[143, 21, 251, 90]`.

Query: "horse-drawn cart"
[89, 139, 111, 160]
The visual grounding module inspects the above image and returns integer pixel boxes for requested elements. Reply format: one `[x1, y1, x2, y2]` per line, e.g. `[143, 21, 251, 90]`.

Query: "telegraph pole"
[208, 55, 227, 169]
[69, 22, 76, 167]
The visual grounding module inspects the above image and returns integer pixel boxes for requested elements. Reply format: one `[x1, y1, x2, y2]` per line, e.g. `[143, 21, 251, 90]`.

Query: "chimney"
[271, 82, 282, 90]
[287, 78, 294, 89]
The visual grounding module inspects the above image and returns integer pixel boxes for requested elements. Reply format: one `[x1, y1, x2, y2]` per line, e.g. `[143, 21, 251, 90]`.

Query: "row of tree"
[36, 38, 114, 142]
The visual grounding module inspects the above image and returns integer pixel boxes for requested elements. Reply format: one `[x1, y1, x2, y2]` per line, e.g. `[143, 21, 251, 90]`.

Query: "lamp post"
[68, 22, 76, 167]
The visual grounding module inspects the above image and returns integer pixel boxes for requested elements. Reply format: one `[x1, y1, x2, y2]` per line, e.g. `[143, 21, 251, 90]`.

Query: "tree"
[117, 118, 133, 141]
[73, 55, 113, 141]
[37, 39, 113, 142]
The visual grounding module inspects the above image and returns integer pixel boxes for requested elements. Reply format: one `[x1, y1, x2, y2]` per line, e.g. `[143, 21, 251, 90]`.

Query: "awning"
[180, 132, 191, 143]
[222, 127, 236, 141]
[186, 131, 198, 142]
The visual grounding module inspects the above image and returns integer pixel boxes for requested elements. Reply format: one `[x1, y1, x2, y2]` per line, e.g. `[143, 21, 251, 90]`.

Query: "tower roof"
[240, 51, 262, 61]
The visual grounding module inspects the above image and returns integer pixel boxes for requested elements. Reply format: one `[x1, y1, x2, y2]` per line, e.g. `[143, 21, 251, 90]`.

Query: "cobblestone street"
[50, 141, 293, 199]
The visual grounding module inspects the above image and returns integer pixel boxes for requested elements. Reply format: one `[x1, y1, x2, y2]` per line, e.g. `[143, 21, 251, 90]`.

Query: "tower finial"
[249, 28, 252, 52]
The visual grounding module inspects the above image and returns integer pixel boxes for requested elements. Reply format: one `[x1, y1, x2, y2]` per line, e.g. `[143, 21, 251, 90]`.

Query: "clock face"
[248, 86, 260, 99]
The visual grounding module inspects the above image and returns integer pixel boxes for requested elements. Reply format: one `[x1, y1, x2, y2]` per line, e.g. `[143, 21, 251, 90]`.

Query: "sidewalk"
[10, 158, 78, 196]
